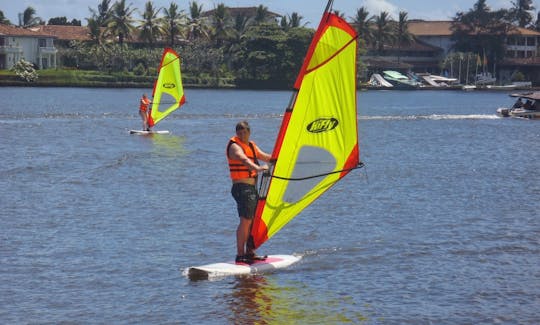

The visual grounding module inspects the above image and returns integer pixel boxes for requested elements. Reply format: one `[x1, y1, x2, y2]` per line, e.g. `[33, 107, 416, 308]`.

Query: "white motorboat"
[497, 91, 540, 119]
[382, 70, 421, 89]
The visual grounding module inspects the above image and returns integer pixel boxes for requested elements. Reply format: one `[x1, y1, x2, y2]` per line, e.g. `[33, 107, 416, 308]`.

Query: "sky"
[2, 0, 537, 27]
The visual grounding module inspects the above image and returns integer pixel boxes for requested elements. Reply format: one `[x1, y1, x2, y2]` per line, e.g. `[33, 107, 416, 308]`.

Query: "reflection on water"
[148, 133, 188, 157]
[223, 275, 372, 324]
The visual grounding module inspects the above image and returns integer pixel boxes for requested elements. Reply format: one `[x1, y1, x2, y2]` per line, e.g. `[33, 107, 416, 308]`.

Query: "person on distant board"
[226, 120, 272, 264]
[139, 94, 151, 131]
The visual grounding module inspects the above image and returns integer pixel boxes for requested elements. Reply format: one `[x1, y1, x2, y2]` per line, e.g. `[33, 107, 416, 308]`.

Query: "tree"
[231, 23, 312, 87]
[0, 10, 12, 25]
[253, 5, 270, 25]
[19, 7, 42, 27]
[48, 17, 81, 26]
[288, 13, 305, 28]
[107, 0, 136, 45]
[210, 4, 233, 47]
[186, 1, 209, 40]
[89, 0, 112, 27]
[395, 11, 414, 63]
[86, 17, 104, 45]
[509, 0, 535, 27]
[139, 1, 163, 46]
[373, 11, 394, 54]
[162, 2, 186, 47]
[12, 59, 38, 82]
[451, 0, 514, 70]
[351, 7, 373, 47]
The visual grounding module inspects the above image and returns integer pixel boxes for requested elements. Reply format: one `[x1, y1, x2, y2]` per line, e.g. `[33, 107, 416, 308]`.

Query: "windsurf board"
[129, 130, 170, 135]
[185, 254, 301, 280]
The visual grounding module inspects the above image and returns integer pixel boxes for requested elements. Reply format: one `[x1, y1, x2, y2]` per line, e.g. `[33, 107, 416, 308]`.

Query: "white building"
[0, 24, 57, 70]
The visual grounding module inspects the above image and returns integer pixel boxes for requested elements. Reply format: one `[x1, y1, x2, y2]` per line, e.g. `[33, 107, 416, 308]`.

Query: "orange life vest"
[227, 136, 261, 180]
[139, 97, 150, 112]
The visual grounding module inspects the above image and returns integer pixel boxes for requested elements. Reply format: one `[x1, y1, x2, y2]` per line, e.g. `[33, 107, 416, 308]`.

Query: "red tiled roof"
[0, 24, 56, 38]
[408, 21, 453, 36]
[408, 20, 540, 37]
[38, 25, 91, 41]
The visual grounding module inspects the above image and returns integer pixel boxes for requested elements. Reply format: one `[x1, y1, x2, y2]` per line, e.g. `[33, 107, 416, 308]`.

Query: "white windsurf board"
[185, 254, 301, 280]
[129, 130, 170, 135]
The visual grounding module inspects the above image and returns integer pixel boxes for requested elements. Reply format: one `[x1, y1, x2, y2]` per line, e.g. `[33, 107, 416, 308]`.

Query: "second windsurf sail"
[148, 48, 186, 127]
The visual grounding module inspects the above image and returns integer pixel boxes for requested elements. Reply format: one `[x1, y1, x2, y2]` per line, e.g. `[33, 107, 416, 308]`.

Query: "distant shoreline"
[1, 70, 536, 91]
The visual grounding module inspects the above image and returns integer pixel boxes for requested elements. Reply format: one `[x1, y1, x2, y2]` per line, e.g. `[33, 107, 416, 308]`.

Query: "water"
[1, 87, 539, 324]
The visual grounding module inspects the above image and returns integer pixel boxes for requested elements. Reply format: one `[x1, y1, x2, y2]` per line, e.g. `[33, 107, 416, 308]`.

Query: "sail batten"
[250, 8, 361, 250]
[148, 48, 185, 127]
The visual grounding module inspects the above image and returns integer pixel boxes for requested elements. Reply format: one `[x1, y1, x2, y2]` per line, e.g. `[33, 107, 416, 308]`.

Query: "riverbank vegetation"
[0, 0, 537, 88]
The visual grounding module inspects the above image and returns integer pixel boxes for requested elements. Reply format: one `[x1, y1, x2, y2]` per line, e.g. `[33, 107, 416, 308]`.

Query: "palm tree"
[139, 1, 163, 46]
[86, 17, 104, 45]
[332, 10, 346, 19]
[510, 0, 535, 27]
[373, 11, 394, 54]
[253, 5, 270, 24]
[89, 0, 112, 27]
[280, 12, 305, 30]
[19, 7, 42, 27]
[280, 15, 289, 29]
[186, 1, 209, 40]
[451, 0, 514, 74]
[395, 11, 414, 63]
[351, 7, 373, 46]
[107, 0, 136, 45]
[162, 2, 186, 47]
[210, 4, 233, 47]
[0, 10, 11, 25]
[288, 12, 305, 27]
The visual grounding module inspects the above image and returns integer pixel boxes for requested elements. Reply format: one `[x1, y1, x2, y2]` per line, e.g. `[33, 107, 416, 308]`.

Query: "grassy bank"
[0, 69, 236, 88]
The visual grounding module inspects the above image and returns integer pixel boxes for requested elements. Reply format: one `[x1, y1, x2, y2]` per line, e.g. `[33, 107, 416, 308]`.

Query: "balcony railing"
[39, 46, 58, 55]
[0, 45, 23, 54]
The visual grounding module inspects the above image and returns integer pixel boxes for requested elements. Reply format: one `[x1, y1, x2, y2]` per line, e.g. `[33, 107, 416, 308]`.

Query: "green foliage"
[451, 0, 512, 66]
[231, 24, 312, 88]
[12, 59, 38, 82]
[132, 62, 147, 76]
[511, 70, 525, 81]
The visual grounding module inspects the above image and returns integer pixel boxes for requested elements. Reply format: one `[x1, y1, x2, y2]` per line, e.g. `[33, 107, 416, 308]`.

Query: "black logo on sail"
[307, 118, 339, 133]
[163, 83, 176, 89]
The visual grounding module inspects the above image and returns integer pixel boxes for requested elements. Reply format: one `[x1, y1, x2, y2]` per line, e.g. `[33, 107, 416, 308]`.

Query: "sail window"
[282, 145, 336, 203]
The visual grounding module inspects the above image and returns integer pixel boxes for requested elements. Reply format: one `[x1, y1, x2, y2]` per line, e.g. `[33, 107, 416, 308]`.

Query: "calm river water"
[1, 87, 539, 324]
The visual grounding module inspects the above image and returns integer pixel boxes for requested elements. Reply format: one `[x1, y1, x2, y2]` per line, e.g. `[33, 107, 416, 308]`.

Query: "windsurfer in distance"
[139, 94, 151, 131]
[227, 120, 272, 264]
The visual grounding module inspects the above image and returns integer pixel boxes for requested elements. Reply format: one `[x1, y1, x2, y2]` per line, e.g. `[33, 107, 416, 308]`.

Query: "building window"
[517, 37, 525, 46]
[39, 39, 46, 47]
[526, 37, 535, 46]
[0, 37, 5, 46]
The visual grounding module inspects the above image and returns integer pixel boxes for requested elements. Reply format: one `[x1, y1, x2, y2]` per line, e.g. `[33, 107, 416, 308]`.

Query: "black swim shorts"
[231, 183, 258, 219]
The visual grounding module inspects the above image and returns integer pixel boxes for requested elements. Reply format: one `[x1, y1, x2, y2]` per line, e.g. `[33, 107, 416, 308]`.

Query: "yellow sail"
[148, 48, 185, 127]
[250, 7, 362, 249]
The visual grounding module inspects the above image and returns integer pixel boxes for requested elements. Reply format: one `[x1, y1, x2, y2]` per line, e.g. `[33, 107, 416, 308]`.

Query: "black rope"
[271, 162, 364, 181]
